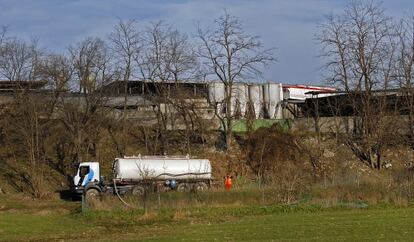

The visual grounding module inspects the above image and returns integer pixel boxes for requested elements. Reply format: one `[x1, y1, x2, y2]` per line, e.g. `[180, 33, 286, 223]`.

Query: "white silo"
[208, 82, 225, 104]
[248, 84, 263, 119]
[208, 82, 225, 116]
[263, 82, 283, 119]
[231, 83, 248, 117]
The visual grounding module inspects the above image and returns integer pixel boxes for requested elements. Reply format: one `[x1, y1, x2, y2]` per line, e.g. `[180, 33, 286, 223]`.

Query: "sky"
[0, 0, 413, 85]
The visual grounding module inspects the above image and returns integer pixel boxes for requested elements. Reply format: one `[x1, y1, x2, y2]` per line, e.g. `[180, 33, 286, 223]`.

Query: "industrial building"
[0, 79, 340, 130]
[3, 79, 414, 146]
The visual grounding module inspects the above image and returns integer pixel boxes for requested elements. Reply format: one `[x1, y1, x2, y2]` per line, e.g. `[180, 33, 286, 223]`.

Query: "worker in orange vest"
[224, 174, 232, 191]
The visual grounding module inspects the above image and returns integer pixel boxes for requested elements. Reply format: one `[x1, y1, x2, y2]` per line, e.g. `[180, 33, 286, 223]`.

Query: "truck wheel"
[132, 186, 145, 196]
[194, 182, 208, 192]
[177, 183, 191, 192]
[85, 188, 100, 199]
[158, 184, 171, 193]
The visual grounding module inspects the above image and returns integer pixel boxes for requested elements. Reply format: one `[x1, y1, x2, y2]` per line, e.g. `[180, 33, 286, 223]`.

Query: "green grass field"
[1, 202, 414, 241]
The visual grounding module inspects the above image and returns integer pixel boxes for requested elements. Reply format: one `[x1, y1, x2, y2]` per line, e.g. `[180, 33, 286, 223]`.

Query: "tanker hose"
[113, 179, 136, 209]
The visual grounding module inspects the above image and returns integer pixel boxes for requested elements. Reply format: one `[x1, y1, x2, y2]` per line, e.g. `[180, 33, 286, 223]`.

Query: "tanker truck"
[71, 155, 213, 198]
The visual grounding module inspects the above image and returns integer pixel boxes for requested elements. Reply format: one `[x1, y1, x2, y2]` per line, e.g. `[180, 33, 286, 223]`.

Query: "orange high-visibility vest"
[225, 176, 232, 190]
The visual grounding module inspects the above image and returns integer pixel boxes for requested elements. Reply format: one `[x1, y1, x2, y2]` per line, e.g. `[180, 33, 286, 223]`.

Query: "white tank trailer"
[263, 82, 283, 119]
[113, 157, 212, 180]
[71, 156, 213, 198]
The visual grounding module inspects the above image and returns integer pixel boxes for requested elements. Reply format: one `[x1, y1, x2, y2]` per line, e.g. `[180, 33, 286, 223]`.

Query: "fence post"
[81, 193, 87, 212]
[157, 185, 161, 209]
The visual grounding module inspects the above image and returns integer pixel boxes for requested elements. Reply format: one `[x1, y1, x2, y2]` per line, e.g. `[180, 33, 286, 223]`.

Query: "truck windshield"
[78, 166, 90, 186]
[79, 166, 90, 177]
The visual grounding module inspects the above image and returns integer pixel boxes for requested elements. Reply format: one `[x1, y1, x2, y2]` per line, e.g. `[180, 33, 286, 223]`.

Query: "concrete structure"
[3, 79, 376, 133]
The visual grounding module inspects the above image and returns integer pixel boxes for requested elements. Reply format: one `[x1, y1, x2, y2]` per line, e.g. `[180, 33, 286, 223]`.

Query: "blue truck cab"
[71, 162, 100, 195]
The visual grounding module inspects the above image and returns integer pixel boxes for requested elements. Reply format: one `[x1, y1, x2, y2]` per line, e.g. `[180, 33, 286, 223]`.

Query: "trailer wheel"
[194, 182, 208, 192]
[177, 183, 191, 192]
[85, 188, 100, 199]
[132, 186, 145, 196]
[158, 184, 171, 193]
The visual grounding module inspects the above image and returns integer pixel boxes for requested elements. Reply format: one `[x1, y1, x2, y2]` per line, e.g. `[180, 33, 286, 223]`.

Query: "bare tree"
[1, 94, 49, 197]
[166, 28, 202, 154]
[38, 54, 73, 111]
[69, 37, 110, 93]
[396, 15, 414, 147]
[0, 36, 50, 197]
[0, 26, 7, 46]
[63, 37, 113, 163]
[197, 12, 274, 150]
[136, 21, 199, 154]
[136, 21, 172, 154]
[36, 53, 74, 177]
[108, 19, 141, 156]
[0, 38, 40, 82]
[0, 26, 8, 71]
[318, 1, 397, 169]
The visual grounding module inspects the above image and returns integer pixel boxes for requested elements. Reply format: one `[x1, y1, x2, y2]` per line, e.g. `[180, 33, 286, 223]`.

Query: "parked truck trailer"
[71, 156, 213, 198]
